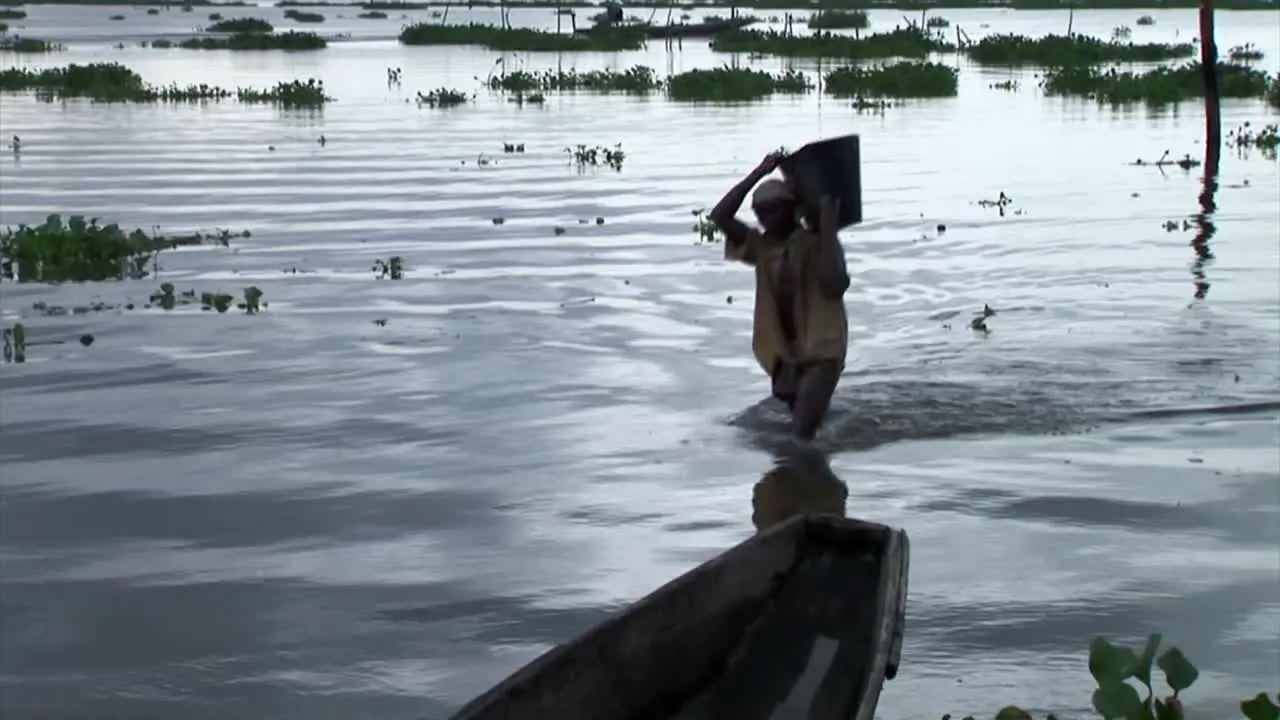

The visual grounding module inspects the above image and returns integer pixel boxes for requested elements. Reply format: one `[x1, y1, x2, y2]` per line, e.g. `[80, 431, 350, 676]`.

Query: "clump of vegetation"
[964, 33, 1194, 66]
[567, 144, 625, 171]
[283, 8, 324, 22]
[1268, 77, 1280, 108]
[668, 66, 811, 102]
[147, 8, 159, 15]
[149, 282, 265, 313]
[926, 15, 950, 28]
[1227, 43, 1263, 62]
[0, 7, 26, 19]
[2, 323, 27, 364]
[373, 256, 403, 279]
[1043, 62, 1271, 106]
[949, 635, 1277, 720]
[1227, 121, 1278, 153]
[168, 30, 326, 50]
[1135, 14, 1155, 25]
[237, 78, 329, 107]
[691, 209, 721, 244]
[0, 22, 8, 32]
[807, 8, 867, 31]
[712, 27, 952, 60]
[0, 63, 231, 102]
[108, 14, 124, 20]
[207, 16, 273, 32]
[824, 61, 957, 98]
[357, 10, 387, 17]
[208, 12, 224, 20]
[416, 87, 469, 107]
[400, 22, 645, 52]
[0, 214, 244, 283]
[0, 36, 65, 52]
[487, 65, 662, 94]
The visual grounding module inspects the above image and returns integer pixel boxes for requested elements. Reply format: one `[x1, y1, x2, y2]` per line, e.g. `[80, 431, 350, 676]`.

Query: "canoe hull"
[449, 514, 910, 720]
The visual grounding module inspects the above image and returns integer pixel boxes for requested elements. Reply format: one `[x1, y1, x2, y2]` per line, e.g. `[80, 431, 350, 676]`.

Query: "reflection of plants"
[950, 636, 1278, 720]
[373, 256, 404, 279]
[567, 144, 625, 171]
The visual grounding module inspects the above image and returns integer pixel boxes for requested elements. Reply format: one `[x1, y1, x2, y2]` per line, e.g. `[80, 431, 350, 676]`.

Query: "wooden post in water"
[1198, 0, 1221, 177]
[1191, 0, 1221, 300]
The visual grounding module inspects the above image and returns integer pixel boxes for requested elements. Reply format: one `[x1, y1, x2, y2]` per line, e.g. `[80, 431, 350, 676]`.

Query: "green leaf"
[1156, 648, 1199, 693]
[1132, 634, 1162, 688]
[1092, 681, 1146, 720]
[995, 707, 1033, 720]
[1241, 693, 1280, 720]
[1154, 697, 1183, 720]
[1090, 637, 1139, 686]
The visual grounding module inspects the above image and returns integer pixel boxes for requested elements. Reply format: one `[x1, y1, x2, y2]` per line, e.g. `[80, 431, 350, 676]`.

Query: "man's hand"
[756, 150, 786, 175]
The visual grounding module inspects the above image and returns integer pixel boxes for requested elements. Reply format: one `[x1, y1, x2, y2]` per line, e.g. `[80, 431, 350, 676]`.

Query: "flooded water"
[1, 4, 1278, 719]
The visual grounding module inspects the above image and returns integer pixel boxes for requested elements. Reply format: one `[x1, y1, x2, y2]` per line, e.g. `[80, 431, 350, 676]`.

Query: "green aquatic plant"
[206, 16, 273, 32]
[949, 636, 1279, 720]
[146, 7, 159, 14]
[691, 209, 721, 244]
[416, 87, 469, 107]
[711, 27, 952, 59]
[824, 61, 957, 98]
[1042, 62, 1271, 106]
[0, 214, 244, 283]
[567, 144, 625, 171]
[0, 7, 25, 18]
[1227, 121, 1278, 154]
[148, 282, 266, 313]
[1227, 43, 1263, 62]
[0, 62, 327, 104]
[283, 8, 324, 21]
[236, 78, 330, 107]
[1268, 77, 1280, 108]
[0, 22, 7, 31]
[167, 30, 326, 50]
[486, 66, 662, 94]
[925, 15, 950, 28]
[373, 256, 403, 279]
[667, 66, 811, 102]
[0, 36, 65, 52]
[502, 142, 525, 153]
[399, 22, 645, 52]
[357, 10, 386, 17]
[964, 33, 1194, 67]
[108, 13, 123, 20]
[1135, 14, 1155, 25]
[807, 8, 868, 30]
[208, 11, 224, 19]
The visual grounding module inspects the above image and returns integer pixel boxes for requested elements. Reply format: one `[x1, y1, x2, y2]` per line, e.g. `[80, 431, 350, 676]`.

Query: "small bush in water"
[1042, 62, 1271, 106]
[711, 27, 953, 60]
[667, 66, 811, 102]
[283, 9, 325, 22]
[964, 33, 1194, 67]
[399, 22, 645, 52]
[824, 61, 958, 99]
[807, 9, 868, 31]
[486, 66, 662, 94]
[206, 17, 274, 33]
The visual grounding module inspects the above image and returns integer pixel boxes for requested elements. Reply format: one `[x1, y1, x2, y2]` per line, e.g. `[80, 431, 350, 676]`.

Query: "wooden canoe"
[449, 513, 910, 720]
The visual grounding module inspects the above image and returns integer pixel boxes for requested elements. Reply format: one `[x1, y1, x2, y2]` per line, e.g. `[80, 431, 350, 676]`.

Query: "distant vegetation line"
[1, 0, 1278, 9]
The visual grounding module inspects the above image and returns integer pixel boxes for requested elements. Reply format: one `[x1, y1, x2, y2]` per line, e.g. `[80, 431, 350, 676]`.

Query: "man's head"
[751, 178, 797, 236]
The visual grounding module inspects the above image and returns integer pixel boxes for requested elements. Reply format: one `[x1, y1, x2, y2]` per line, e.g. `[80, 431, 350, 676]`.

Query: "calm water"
[1, 5, 1278, 719]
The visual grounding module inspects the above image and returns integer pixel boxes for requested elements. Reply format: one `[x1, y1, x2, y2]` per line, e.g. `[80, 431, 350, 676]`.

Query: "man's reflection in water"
[751, 447, 849, 532]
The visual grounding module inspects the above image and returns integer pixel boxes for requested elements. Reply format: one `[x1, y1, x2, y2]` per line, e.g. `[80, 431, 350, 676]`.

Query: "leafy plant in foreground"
[950, 635, 1279, 720]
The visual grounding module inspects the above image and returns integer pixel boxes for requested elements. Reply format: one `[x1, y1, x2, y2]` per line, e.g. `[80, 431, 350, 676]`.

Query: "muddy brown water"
[1, 6, 1278, 719]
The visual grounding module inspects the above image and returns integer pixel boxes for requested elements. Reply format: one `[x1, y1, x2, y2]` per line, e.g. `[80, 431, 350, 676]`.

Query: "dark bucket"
[780, 134, 863, 229]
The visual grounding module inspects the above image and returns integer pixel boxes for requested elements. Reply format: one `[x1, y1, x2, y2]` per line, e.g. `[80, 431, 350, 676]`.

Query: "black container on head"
[779, 134, 863, 230]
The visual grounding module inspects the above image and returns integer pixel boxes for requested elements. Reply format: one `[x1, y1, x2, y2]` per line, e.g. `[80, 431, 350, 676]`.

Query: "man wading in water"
[710, 151, 850, 441]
